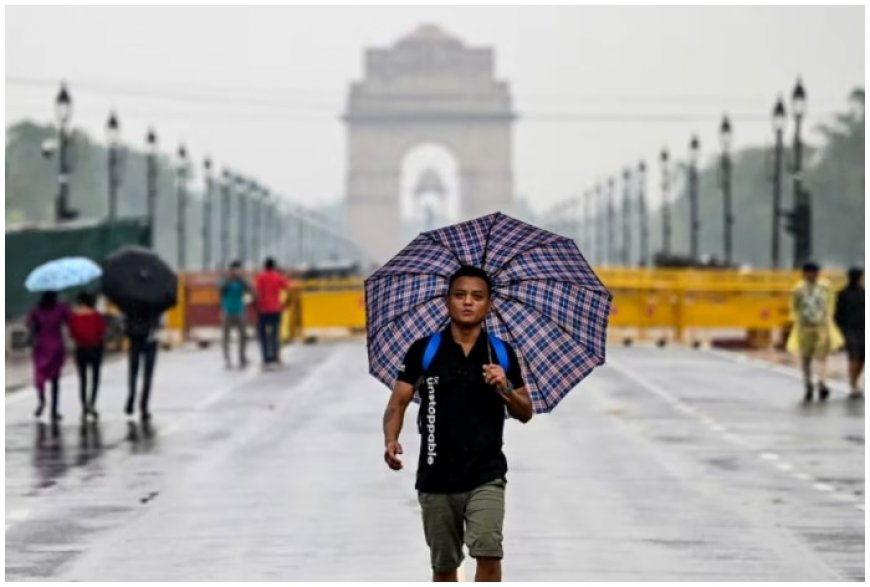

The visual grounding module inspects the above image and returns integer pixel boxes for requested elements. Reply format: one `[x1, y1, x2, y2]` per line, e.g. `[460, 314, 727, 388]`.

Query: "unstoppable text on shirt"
[425, 376, 439, 464]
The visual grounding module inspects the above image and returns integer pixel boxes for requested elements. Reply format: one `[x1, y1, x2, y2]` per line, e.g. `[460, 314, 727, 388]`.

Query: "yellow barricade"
[298, 278, 366, 339]
[161, 269, 846, 348]
[597, 267, 845, 344]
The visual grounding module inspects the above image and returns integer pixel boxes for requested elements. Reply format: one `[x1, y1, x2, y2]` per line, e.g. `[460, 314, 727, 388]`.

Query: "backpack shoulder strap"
[488, 333, 510, 373]
[422, 331, 442, 372]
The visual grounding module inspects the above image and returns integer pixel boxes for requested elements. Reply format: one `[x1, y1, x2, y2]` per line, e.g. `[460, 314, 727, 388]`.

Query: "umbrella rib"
[367, 292, 448, 344]
[479, 213, 500, 271]
[494, 276, 610, 293]
[488, 236, 574, 280]
[422, 232, 465, 269]
[492, 290, 600, 357]
[489, 304, 552, 412]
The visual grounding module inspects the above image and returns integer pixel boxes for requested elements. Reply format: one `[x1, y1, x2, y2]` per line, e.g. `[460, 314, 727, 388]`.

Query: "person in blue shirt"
[219, 260, 254, 369]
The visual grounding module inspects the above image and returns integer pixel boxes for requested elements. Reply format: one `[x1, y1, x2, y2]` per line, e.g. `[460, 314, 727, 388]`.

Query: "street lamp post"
[261, 189, 273, 260]
[270, 196, 280, 260]
[203, 157, 213, 270]
[251, 182, 262, 264]
[660, 148, 671, 256]
[595, 182, 604, 266]
[790, 77, 810, 267]
[637, 160, 648, 267]
[719, 115, 734, 266]
[54, 82, 77, 222]
[688, 135, 701, 261]
[176, 145, 190, 270]
[583, 189, 593, 260]
[220, 169, 231, 268]
[106, 112, 120, 223]
[146, 128, 158, 248]
[236, 175, 248, 264]
[297, 205, 305, 266]
[621, 167, 632, 266]
[772, 97, 786, 268]
[606, 177, 616, 266]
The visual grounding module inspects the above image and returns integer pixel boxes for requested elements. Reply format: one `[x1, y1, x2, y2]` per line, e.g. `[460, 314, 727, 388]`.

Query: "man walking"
[787, 261, 843, 402]
[835, 267, 864, 399]
[219, 260, 253, 369]
[124, 307, 162, 420]
[382, 265, 533, 582]
[254, 257, 290, 368]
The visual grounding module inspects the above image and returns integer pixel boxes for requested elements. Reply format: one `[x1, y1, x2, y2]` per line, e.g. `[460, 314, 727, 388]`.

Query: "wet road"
[5, 341, 864, 581]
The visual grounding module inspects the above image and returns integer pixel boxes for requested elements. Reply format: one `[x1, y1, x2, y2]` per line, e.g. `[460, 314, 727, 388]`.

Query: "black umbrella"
[102, 246, 178, 314]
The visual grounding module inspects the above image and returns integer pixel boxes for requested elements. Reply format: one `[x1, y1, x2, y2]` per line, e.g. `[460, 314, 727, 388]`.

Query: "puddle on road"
[705, 457, 740, 471]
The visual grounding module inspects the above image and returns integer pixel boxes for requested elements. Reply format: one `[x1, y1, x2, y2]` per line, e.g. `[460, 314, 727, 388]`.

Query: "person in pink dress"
[26, 291, 71, 420]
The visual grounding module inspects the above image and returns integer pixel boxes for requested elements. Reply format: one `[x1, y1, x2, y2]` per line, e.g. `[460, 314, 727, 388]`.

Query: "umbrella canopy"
[365, 212, 612, 414]
[25, 256, 102, 292]
[102, 246, 178, 314]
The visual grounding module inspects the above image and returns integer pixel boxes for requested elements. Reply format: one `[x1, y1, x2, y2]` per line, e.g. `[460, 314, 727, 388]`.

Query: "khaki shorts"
[799, 325, 830, 359]
[418, 478, 506, 573]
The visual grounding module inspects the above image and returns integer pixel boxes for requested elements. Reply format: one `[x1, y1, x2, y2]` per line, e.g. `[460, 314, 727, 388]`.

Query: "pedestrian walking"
[382, 266, 534, 582]
[787, 261, 844, 402]
[219, 260, 254, 369]
[68, 291, 106, 420]
[835, 267, 864, 399]
[124, 307, 162, 420]
[368, 214, 610, 581]
[254, 257, 290, 368]
[26, 291, 71, 420]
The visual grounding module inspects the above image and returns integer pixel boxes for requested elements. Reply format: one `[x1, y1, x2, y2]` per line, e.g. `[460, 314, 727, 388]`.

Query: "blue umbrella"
[365, 212, 612, 414]
[25, 256, 102, 292]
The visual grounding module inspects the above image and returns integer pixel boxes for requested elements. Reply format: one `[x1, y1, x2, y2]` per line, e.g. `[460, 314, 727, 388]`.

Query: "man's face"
[230, 266, 241, 278]
[804, 269, 819, 284]
[446, 276, 491, 327]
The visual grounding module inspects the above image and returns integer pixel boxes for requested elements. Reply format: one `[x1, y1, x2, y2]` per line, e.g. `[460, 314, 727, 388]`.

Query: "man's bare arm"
[383, 380, 415, 470]
[503, 386, 534, 423]
[483, 364, 534, 423]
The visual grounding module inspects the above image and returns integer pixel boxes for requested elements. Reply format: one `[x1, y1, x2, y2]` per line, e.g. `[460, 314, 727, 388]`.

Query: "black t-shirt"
[396, 326, 524, 494]
[835, 286, 864, 333]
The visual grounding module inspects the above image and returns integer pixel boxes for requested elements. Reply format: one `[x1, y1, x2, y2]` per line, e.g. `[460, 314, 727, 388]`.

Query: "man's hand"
[484, 363, 534, 423]
[482, 364, 509, 395]
[384, 440, 404, 470]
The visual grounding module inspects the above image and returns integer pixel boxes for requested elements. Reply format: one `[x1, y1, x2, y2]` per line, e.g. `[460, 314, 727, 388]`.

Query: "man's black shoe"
[803, 385, 813, 403]
[818, 383, 830, 402]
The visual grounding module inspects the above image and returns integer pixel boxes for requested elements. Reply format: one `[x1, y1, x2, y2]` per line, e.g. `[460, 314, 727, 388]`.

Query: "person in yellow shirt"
[787, 262, 844, 402]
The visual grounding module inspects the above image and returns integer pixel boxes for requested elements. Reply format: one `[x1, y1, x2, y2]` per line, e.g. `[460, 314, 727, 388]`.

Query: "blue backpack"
[421, 331, 510, 374]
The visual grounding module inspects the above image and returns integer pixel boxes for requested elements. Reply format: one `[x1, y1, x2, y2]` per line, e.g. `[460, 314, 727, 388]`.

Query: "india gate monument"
[343, 24, 517, 263]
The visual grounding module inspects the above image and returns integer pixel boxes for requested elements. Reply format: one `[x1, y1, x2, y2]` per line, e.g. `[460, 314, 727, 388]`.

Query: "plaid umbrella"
[365, 211, 612, 414]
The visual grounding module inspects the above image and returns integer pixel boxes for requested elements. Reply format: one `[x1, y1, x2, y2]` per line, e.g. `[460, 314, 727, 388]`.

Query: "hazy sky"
[5, 6, 864, 214]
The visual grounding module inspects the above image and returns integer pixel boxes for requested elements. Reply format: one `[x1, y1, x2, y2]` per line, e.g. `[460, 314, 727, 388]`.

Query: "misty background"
[5, 6, 865, 267]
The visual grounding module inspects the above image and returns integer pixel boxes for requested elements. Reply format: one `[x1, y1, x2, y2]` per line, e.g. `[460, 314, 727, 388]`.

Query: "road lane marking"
[5, 509, 31, 531]
[161, 358, 284, 436]
[701, 348, 852, 395]
[830, 492, 856, 502]
[606, 358, 861, 510]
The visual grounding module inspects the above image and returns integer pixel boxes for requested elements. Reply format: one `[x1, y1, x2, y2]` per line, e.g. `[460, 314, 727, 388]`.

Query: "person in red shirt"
[254, 257, 290, 368]
[68, 291, 107, 420]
